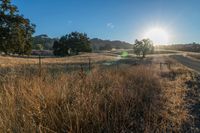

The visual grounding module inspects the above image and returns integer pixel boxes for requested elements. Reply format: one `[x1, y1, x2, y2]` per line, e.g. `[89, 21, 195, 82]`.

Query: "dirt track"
[170, 55, 200, 73]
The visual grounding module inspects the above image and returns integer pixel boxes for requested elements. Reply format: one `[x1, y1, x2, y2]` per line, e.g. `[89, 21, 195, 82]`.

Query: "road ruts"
[170, 55, 200, 73]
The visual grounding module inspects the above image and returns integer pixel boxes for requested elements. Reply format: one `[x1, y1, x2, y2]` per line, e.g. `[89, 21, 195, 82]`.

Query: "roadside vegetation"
[0, 58, 196, 132]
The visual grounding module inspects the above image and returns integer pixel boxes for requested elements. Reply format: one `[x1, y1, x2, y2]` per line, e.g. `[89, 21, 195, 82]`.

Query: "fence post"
[88, 58, 91, 71]
[39, 55, 42, 77]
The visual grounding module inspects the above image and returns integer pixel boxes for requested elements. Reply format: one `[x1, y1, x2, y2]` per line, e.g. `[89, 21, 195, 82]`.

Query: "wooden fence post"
[88, 58, 91, 71]
[39, 55, 42, 77]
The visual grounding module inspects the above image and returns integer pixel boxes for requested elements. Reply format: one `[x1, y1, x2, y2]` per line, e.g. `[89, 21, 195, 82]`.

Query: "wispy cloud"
[107, 23, 115, 29]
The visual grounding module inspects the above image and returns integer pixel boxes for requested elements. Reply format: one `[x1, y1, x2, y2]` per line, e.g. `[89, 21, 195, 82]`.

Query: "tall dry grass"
[0, 65, 189, 132]
[0, 53, 115, 68]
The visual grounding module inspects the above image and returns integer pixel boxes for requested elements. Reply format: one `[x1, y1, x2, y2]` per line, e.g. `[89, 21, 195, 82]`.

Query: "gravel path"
[170, 55, 200, 73]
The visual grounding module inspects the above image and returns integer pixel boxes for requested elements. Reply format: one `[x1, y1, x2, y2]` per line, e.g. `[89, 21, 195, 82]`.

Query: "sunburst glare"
[143, 27, 169, 45]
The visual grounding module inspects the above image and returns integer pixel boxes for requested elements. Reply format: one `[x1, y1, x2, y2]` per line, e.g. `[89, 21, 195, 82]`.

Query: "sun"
[143, 27, 169, 45]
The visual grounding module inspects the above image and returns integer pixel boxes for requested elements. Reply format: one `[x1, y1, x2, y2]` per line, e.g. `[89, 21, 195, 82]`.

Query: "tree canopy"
[0, 0, 35, 55]
[133, 39, 154, 58]
[53, 32, 92, 56]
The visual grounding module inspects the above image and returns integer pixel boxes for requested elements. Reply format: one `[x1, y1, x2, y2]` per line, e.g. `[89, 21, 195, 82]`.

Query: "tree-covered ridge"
[32, 36, 133, 51]
[32, 34, 58, 50]
[91, 38, 133, 51]
[159, 43, 200, 52]
[0, 0, 35, 55]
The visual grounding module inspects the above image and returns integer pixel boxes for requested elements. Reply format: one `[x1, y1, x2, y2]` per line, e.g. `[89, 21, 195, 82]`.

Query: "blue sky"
[13, 0, 200, 44]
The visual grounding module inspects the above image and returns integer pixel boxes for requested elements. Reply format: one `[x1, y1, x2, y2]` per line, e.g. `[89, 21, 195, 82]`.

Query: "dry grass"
[0, 62, 191, 132]
[0, 53, 116, 67]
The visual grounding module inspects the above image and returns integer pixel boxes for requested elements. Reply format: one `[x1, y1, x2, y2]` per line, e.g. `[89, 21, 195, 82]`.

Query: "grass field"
[0, 53, 199, 132]
[0, 53, 116, 67]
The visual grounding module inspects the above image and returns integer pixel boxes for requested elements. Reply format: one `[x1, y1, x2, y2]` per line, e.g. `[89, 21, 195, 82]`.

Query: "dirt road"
[170, 55, 200, 73]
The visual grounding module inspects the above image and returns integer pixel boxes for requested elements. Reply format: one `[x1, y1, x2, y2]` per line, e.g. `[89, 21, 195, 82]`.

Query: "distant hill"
[91, 38, 133, 51]
[32, 35, 133, 51]
[159, 43, 200, 52]
[32, 34, 58, 50]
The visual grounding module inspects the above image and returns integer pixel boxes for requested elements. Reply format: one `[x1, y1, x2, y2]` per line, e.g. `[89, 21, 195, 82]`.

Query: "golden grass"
[0, 63, 190, 132]
[0, 53, 116, 67]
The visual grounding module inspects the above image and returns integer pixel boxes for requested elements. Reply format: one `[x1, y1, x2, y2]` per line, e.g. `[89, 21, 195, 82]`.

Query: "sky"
[12, 0, 200, 44]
